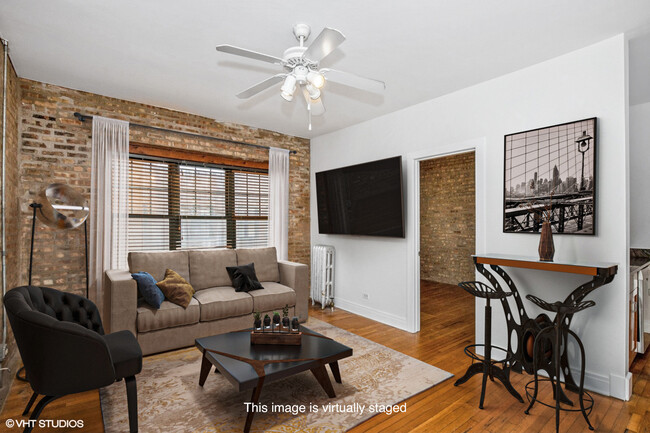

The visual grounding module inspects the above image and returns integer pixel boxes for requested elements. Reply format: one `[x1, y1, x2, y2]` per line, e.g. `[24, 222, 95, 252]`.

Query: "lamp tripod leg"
[28, 203, 41, 286]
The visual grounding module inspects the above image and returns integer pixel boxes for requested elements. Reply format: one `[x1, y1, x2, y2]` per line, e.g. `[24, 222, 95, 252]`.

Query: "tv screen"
[316, 156, 404, 237]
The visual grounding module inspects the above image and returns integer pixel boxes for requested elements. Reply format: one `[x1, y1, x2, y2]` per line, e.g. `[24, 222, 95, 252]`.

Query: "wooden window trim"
[129, 142, 269, 170]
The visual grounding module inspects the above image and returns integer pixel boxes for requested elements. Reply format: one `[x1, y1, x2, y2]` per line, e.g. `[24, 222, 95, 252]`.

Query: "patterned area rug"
[100, 318, 452, 432]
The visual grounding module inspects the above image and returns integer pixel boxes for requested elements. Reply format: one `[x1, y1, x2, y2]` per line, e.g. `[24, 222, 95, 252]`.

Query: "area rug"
[100, 318, 452, 432]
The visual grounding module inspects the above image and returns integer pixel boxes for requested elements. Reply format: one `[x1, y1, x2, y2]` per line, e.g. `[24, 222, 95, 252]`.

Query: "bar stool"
[455, 281, 524, 409]
[524, 294, 595, 433]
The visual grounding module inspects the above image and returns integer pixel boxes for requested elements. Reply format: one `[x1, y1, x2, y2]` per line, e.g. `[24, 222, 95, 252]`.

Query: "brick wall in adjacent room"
[419, 151, 475, 285]
[18, 79, 311, 301]
[0, 52, 22, 412]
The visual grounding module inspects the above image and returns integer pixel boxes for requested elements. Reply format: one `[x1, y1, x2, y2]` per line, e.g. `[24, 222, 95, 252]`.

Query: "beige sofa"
[104, 247, 308, 355]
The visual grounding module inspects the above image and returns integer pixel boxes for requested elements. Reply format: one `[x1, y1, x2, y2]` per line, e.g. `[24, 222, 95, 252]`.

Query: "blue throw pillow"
[131, 272, 165, 309]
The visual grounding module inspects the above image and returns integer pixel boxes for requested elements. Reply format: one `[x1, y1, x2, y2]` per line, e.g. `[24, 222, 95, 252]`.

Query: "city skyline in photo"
[505, 118, 595, 199]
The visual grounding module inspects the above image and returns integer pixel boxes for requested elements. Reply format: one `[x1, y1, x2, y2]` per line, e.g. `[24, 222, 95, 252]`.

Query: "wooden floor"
[1, 280, 648, 432]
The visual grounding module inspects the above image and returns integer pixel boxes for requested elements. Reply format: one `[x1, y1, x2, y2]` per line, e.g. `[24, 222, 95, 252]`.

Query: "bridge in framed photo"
[503, 117, 596, 235]
[504, 192, 594, 234]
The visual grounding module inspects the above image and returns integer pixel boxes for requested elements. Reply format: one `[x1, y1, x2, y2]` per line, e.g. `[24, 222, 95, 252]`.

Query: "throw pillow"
[131, 272, 164, 309]
[226, 263, 264, 292]
[156, 269, 195, 308]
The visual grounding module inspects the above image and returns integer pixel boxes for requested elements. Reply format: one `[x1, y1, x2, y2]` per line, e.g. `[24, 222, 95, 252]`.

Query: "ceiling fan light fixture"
[216, 24, 385, 130]
[280, 75, 297, 101]
[307, 71, 325, 89]
[305, 83, 321, 100]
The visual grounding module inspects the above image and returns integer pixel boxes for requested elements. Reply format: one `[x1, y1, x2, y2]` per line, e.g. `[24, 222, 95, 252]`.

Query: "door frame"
[405, 137, 487, 333]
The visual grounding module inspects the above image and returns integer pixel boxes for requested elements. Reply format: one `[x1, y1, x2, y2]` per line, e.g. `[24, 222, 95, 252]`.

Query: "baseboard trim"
[578, 368, 611, 397]
[610, 371, 633, 401]
[566, 369, 627, 400]
[334, 298, 410, 332]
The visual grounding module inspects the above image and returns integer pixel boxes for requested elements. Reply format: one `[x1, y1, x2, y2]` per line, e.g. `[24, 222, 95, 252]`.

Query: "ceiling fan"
[216, 23, 386, 130]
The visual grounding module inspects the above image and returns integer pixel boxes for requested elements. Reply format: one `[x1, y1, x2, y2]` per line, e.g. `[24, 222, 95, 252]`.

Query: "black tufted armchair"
[3, 286, 142, 433]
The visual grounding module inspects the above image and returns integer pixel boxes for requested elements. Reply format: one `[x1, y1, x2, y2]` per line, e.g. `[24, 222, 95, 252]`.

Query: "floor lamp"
[18, 184, 90, 382]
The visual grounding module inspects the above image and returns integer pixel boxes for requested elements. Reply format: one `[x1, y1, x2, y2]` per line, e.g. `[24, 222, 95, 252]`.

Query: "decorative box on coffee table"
[250, 329, 302, 345]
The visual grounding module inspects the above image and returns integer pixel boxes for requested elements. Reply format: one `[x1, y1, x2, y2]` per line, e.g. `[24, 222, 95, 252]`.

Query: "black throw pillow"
[226, 263, 264, 292]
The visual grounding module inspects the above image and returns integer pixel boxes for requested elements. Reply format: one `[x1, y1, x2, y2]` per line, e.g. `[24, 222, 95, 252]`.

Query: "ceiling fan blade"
[302, 88, 326, 116]
[321, 68, 386, 93]
[302, 28, 346, 62]
[216, 45, 284, 65]
[236, 74, 286, 99]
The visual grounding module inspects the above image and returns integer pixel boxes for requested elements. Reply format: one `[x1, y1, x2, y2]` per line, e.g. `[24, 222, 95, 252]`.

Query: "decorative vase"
[254, 319, 262, 332]
[282, 316, 290, 331]
[263, 315, 271, 332]
[538, 221, 555, 262]
[272, 313, 281, 332]
[291, 317, 300, 333]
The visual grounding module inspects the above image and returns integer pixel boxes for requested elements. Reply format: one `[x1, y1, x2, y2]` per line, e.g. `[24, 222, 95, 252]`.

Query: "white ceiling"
[2, 1, 650, 138]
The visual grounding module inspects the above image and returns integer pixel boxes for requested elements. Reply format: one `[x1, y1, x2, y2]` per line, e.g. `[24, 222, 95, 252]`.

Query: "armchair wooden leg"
[125, 376, 138, 433]
[22, 391, 38, 416]
[24, 395, 58, 433]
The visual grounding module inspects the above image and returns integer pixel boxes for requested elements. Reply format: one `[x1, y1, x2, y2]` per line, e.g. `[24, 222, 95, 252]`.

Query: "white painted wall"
[311, 35, 629, 399]
[630, 102, 650, 248]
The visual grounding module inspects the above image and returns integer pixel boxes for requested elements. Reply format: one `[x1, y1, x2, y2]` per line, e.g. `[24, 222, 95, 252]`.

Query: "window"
[128, 155, 268, 252]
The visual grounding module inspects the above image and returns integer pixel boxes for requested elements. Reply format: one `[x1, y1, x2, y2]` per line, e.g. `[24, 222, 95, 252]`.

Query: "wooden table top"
[473, 253, 618, 277]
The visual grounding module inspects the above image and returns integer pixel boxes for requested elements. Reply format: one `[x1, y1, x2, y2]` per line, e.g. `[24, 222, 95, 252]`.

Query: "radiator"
[311, 245, 335, 309]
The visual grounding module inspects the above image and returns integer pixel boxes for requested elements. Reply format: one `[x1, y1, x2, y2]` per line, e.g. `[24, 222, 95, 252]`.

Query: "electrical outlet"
[362, 293, 369, 300]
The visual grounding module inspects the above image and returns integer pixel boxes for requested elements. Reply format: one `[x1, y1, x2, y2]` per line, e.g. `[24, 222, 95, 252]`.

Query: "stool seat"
[524, 294, 595, 433]
[458, 281, 513, 299]
[526, 294, 595, 315]
[454, 281, 523, 409]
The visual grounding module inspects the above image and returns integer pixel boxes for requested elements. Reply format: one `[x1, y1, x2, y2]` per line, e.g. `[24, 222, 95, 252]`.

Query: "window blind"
[128, 155, 269, 252]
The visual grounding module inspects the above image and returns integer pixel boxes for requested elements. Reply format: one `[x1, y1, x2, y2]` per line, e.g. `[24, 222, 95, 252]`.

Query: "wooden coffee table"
[195, 326, 353, 433]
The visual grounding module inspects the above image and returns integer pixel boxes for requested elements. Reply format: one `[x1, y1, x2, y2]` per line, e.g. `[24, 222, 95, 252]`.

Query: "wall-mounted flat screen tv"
[316, 156, 404, 237]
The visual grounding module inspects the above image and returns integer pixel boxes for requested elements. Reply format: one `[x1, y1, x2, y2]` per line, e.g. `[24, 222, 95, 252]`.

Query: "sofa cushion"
[136, 298, 200, 333]
[193, 286, 254, 322]
[189, 249, 237, 290]
[226, 263, 264, 292]
[156, 269, 195, 308]
[248, 282, 296, 312]
[128, 250, 190, 283]
[236, 247, 280, 283]
[131, 272, 164, 309]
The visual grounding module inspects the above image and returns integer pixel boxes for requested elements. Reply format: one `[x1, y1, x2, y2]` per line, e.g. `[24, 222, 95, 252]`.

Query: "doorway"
[419, 151, 476, 335]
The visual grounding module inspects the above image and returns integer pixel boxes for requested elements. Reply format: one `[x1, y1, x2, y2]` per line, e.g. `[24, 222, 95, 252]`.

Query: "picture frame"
[503, 117, 597, 235]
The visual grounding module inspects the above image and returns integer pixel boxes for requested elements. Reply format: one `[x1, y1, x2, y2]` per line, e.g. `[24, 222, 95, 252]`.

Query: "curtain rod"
[73, 112, 297, 154]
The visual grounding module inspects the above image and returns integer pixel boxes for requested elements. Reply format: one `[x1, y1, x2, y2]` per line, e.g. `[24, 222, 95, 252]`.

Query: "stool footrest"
[525, 378, 594, 414]
[463, 344, 517, 365]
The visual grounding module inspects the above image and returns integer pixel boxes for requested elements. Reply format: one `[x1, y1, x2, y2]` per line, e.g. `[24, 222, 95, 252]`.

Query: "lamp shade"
[36, 183, 89, 230]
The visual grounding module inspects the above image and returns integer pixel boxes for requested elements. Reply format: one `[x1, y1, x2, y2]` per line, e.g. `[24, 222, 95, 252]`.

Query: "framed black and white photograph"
[503, 117, 596, 235]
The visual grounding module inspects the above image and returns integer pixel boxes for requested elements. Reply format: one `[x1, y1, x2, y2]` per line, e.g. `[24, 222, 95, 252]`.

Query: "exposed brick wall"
[419, 152, 475, 285]
[0, 51, 22, 411]
[18, 79, 310, 302]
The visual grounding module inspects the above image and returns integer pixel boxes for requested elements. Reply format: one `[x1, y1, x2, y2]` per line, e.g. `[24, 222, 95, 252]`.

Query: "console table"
[472, 254, 617, 403]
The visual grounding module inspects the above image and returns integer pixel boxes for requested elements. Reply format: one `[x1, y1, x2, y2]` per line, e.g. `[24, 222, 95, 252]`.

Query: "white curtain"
[268, 147, 290, 260]
[89, 116, 129, 306]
